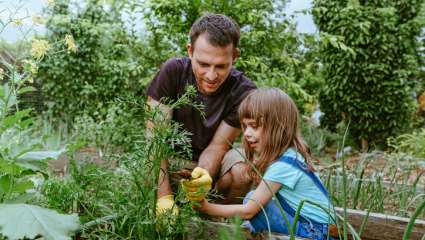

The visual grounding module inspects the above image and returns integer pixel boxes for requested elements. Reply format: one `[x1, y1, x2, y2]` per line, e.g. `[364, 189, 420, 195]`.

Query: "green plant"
[324, 151, 425, 219]
[0, 203, 79, 239]
[72, 95, 147, 154]
[40, 86, 204, 239]
[312, 0, 424, 147]
[0, 2, 80, 238]
[388, 128, 425, 158]
[38, 0, 145, 119]
[218, 217, 246, 240]
[403, 198, 425, 240]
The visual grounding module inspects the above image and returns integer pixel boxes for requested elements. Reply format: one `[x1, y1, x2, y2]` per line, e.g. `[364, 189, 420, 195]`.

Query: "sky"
[0, 0, 317, 43]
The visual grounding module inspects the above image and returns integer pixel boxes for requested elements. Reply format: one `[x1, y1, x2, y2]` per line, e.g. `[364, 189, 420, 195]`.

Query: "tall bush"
[38, 0, 145, 119]
[312, 0, 423, 147]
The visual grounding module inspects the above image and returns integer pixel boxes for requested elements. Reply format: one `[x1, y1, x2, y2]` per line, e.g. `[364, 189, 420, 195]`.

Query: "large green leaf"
[0, 204, 80, 240]
[16, 150, 65, 171]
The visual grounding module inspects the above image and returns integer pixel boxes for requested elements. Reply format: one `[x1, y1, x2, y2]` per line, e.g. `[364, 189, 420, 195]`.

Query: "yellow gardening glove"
[156, 195, 179, 216]
[181, 167, 212, 202]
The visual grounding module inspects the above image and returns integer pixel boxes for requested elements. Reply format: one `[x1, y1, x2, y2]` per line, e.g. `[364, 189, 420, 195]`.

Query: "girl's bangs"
[239, 93, 261, 123]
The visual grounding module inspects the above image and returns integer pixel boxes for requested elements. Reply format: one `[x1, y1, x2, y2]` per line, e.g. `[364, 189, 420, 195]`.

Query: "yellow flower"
[65, 34, 77, 53]
[46, 0, 55, 5]
[31, 39, 50, 59]
[32, 15, 44, 24]
[22, 59, 38, 75]
[0, 68, 4, 81]
[12, 18, 23, 26]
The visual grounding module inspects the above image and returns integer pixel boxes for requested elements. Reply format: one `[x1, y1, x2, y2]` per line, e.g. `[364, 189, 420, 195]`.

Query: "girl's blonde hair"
[239, 88, 314, 183]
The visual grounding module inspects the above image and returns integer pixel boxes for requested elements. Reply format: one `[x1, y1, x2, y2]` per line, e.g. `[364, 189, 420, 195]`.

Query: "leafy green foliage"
[0, 204, 79, 240]
[40, 87, 201, 239]
[0, 71, 64, 203]
[72, 95, 147, 153]
[312, 0, 424, 145]
[388, 128, 425, 158]
[38, 0, 145, 119]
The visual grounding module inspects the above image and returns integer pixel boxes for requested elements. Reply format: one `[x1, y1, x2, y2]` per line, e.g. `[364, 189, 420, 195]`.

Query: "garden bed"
[185, 208, 425, 240]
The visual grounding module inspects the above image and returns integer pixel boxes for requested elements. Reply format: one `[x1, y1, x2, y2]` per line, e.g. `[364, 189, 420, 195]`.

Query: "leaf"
[16, 150, 65, 171]
[18, 86, 36, 95]
[0, 175, 12, 194]
[0, 204, 80, 240]
[13, 179, 34, 193]
[0, 159, 24, 175]
[0, 109, 32, 130]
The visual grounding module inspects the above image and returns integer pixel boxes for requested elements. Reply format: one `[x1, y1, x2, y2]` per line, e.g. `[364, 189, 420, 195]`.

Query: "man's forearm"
[157, 159, 173, 198]
[197, 146, 228, 179]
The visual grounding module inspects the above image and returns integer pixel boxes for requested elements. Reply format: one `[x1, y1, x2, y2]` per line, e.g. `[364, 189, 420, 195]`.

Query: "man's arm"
[146, 96, 173, 198]
[197, 121, 241, 179]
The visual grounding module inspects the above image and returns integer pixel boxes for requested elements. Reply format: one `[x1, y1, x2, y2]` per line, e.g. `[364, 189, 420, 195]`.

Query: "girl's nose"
[244, 127, 253, 137]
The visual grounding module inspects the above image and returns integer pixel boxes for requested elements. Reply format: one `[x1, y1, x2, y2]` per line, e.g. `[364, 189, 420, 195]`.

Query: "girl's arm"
[197, 180, 282, 219]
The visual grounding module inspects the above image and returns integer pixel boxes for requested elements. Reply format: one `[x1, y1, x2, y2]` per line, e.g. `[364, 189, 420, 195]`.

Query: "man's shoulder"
[228, 68, 256, 92]
[146, 57, 192, 101]
[162, 57, 191, 73]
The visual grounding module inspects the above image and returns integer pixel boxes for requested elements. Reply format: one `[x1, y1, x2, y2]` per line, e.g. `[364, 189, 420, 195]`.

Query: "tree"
[38, 0, 145, 119]
[312, 0, 424, 148]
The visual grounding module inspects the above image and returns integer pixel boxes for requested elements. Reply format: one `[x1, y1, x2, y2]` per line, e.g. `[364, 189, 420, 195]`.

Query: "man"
[146, 13, 256, 216]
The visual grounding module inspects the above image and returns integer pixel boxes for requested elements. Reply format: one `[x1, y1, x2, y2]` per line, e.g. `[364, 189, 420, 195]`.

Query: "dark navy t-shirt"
[146, 57, 256, 161]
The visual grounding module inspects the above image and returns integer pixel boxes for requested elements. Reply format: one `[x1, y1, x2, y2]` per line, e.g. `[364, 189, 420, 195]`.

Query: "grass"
[322, 151, 424, 219]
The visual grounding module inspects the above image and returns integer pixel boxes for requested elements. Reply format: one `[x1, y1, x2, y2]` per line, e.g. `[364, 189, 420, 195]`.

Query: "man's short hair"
[189, 13, 240, 49]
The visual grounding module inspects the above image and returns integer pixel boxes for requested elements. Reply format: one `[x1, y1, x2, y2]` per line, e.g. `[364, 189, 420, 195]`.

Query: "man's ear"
[187, 43, 193, 58]
[232, 48, 240, 64]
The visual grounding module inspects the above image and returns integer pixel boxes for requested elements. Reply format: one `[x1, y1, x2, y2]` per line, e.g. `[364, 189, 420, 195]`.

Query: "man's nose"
[206, 68, 218, 81]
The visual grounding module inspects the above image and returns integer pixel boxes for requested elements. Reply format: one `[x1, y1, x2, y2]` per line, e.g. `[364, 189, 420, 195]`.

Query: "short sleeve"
[146, 58, 182, 102]
[263, 161, 303, 190]
[223, 77, 256, 128]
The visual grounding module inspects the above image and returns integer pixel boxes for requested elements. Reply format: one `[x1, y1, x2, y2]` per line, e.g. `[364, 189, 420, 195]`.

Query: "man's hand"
[156, 195, 179, 216]
[181, 167, 213, 202]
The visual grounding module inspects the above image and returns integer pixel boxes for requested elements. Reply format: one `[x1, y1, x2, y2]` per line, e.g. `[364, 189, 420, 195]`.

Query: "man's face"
[187, 34, 238, 95]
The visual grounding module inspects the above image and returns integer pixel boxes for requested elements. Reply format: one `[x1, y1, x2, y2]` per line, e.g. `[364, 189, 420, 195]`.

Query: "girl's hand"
[192, 199, 208, 212]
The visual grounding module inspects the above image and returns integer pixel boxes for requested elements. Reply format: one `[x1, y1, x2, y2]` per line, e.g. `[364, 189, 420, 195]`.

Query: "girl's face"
[242, 118, 264, 154]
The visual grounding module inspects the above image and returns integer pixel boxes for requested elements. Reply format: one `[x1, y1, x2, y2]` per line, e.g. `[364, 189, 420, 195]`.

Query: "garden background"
[0, 0, 424, 239]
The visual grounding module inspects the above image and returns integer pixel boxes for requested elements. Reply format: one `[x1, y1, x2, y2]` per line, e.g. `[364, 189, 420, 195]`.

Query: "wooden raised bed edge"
[184, 208, 425, 240]
[335, 207, 425, 240]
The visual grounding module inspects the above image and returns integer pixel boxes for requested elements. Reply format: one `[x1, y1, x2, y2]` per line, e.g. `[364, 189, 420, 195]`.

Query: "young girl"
[194, 88, 336, 239]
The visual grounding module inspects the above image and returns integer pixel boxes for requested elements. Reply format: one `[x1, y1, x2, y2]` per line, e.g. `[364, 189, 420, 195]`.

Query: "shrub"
[38, 0, 145, 119]
[312, 0, 423, 147]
